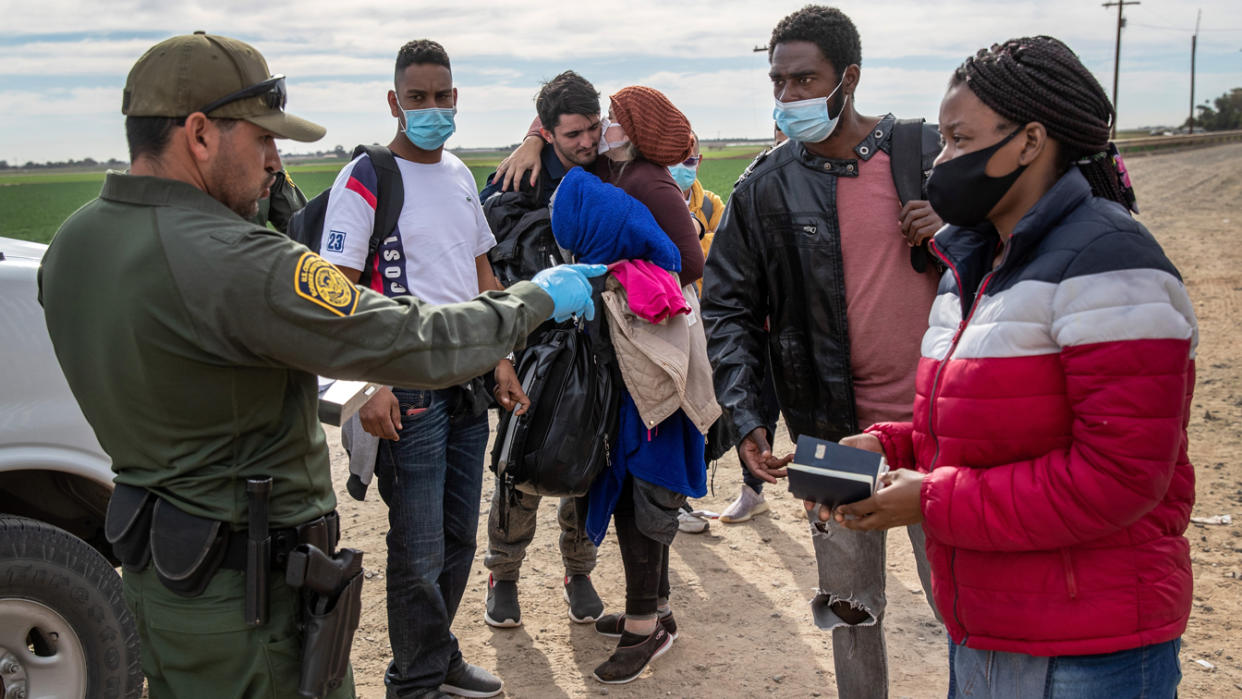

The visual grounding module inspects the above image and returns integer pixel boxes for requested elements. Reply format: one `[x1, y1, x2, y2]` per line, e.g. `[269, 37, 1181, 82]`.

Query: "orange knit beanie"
[609, 86, 693, 167]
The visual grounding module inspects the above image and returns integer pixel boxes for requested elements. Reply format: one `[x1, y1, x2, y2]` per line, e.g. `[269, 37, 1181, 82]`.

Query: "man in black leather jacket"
[701, 6, 944, 698]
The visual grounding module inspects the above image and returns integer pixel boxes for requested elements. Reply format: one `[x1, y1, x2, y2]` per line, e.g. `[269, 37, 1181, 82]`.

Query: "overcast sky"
[2, 0, 1240, 164]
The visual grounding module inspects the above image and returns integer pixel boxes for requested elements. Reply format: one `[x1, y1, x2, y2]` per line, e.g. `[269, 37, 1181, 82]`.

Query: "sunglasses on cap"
[681, 155, 702, 167]
[199, 74, 287, 115]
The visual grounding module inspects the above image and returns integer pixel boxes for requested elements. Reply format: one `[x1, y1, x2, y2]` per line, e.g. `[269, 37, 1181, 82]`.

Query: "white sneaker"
[677, 509, 709, 534]
[719, 484, 769, 523]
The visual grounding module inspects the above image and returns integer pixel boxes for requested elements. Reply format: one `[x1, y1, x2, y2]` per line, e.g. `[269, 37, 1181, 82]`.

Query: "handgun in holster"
[285, 543, 364, 698]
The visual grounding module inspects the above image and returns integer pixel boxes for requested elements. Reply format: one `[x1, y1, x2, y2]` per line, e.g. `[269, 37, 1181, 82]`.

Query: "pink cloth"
[608, 259, 690, 323]
[836, 150, 940, 427]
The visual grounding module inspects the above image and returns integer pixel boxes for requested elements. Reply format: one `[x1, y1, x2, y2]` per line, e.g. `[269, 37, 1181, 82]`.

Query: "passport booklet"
[786, 435, 888, 509]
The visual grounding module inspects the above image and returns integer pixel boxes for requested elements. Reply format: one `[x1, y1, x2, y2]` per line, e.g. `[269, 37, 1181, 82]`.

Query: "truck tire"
[0, 515, 143, 698]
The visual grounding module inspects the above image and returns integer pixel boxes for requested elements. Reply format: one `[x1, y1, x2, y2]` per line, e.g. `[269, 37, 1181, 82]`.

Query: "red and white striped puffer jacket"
[869, 169, 1197, 657]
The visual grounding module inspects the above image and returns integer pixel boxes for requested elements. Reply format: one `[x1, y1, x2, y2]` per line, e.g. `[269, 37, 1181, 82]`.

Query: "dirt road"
[328, 142, 1242, 698]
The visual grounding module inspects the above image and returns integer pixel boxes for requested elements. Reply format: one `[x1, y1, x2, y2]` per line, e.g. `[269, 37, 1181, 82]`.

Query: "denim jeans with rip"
[809, 514, 938, 699]
[375, 387, 489, 696]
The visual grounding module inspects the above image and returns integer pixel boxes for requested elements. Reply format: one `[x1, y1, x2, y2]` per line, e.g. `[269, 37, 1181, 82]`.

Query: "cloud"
[0, 86, 117, 115]
[3, 0, 1241, 162]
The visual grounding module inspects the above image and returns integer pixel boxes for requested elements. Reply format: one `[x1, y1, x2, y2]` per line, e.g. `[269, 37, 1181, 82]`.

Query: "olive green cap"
[122, 31, 325, 142]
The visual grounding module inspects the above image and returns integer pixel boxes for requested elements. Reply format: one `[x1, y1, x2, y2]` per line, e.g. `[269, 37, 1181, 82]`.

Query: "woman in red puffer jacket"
[812, 36, 1196, 698]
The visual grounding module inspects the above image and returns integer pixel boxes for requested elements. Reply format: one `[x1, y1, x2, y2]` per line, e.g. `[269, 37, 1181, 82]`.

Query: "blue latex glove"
[530, 263, 608, 322]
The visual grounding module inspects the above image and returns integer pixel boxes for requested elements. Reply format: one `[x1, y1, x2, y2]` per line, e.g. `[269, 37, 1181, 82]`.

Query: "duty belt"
[220, 511, 340, 572]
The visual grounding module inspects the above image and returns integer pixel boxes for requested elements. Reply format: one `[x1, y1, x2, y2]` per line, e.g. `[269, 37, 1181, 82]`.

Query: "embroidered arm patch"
[295, 252, 359, 317]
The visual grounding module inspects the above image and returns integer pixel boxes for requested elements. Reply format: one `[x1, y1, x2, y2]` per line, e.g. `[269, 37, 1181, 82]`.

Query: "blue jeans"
[948, 638, 1182, 698]
[375, 387, 489, 696]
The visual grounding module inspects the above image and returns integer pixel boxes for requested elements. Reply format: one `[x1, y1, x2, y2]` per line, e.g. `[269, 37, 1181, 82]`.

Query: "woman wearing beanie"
[582, 85, 709, 685]
[817, 36, 1195, 697]
[499, 86, 706, 287]
[594, 86, 705, 285]
[491, 84, 708, 684]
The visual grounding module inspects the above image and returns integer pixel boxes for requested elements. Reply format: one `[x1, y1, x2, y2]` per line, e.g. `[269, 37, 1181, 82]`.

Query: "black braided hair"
[951, 36, 1134, 210]
[769, 5, 861, 76]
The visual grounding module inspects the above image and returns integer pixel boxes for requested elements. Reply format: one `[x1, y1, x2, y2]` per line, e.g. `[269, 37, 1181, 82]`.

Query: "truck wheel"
[0, 515, 143, 698]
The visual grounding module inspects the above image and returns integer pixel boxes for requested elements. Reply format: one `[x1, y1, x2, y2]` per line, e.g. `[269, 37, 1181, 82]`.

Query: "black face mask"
[927, 126, 1026, 228]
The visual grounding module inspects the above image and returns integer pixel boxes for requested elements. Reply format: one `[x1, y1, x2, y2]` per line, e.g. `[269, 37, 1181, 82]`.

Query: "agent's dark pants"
[123, 567, 355, 699]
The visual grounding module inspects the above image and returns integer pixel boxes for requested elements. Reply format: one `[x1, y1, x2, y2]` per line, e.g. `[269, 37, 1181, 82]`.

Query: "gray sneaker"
[484, 575, 521, 628]
[439, 661, 503, 698]
[719, 483, 769, 523]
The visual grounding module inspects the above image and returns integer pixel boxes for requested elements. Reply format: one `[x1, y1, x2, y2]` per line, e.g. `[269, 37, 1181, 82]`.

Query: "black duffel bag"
[490, 321, 618, 500]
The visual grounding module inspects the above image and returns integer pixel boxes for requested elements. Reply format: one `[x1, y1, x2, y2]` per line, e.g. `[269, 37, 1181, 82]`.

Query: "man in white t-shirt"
[319, 39, 512, 699]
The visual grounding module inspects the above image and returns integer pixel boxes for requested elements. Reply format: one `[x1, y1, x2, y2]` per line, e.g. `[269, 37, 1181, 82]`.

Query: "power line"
[1130, 21, 1242, 32]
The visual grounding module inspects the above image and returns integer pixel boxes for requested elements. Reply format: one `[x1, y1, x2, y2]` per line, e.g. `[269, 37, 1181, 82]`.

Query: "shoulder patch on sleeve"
[294, 252, 359, 317]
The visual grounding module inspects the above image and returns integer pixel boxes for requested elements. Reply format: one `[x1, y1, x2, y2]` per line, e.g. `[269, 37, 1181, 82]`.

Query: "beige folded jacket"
[601, 273, 721, 435]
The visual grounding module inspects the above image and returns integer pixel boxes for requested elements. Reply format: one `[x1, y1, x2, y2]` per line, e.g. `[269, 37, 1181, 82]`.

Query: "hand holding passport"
[786, 435, 889, 509]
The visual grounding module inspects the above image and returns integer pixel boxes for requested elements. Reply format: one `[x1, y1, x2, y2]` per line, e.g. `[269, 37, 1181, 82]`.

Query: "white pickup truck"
[0, 236, 143, 698]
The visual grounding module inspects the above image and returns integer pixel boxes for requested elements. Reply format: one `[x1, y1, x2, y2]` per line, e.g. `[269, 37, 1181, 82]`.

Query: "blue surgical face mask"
[668, 163, 698, 191]
[773, 78, 846, 143]
[400, 103, 457, 150]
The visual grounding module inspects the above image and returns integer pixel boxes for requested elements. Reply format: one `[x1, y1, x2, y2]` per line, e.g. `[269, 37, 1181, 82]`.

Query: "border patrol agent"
[37, 32, 602, 699]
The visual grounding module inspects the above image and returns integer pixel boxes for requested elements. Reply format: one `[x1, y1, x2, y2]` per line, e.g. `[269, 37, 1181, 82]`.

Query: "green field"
[0, 151, 759, 244]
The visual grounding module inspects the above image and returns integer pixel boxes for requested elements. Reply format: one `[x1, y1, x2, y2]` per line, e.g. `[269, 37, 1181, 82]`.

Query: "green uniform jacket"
[38, 172, 552, 528]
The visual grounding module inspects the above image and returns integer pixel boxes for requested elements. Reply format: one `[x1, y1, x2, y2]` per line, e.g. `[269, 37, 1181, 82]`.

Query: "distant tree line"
[2, 136, 772, 171]
[1186, 87, 1242, 132]
[0, 157, 128, 171]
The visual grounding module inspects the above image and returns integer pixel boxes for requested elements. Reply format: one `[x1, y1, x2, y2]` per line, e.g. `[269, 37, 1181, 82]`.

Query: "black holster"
[286, 544, 364, 698]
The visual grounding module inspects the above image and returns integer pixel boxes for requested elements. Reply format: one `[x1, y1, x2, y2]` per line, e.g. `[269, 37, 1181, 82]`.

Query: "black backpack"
[482, 184, 568, 287]
[890, 118, 940, 273]
[490, 321, 619, 503]
[286, 145, 404, 287]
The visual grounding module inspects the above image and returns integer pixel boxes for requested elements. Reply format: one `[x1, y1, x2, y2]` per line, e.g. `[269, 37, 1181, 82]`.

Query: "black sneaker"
[439, 661, 503, 698]
[594, 611, 678, 640]
[484, 575, 521, 628]
[563, 574, 604, 623]
[592, 626, 673, 684]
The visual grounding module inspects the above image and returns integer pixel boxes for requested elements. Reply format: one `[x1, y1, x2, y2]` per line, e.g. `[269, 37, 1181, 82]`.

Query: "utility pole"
[1103, 0, 1140, 138]
[1190, 9, 1201, 134]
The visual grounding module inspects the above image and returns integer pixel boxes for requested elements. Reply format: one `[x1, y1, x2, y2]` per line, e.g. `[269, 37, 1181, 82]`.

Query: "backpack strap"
[700, 195, 714, 234]
[352, 145, 405, 286]
[890, 118, 930, 273]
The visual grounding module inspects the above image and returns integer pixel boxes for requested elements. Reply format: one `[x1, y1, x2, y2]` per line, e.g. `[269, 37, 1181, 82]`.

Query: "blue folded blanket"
[550, 167, 681, 272]
[586, 392, 707, 545]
